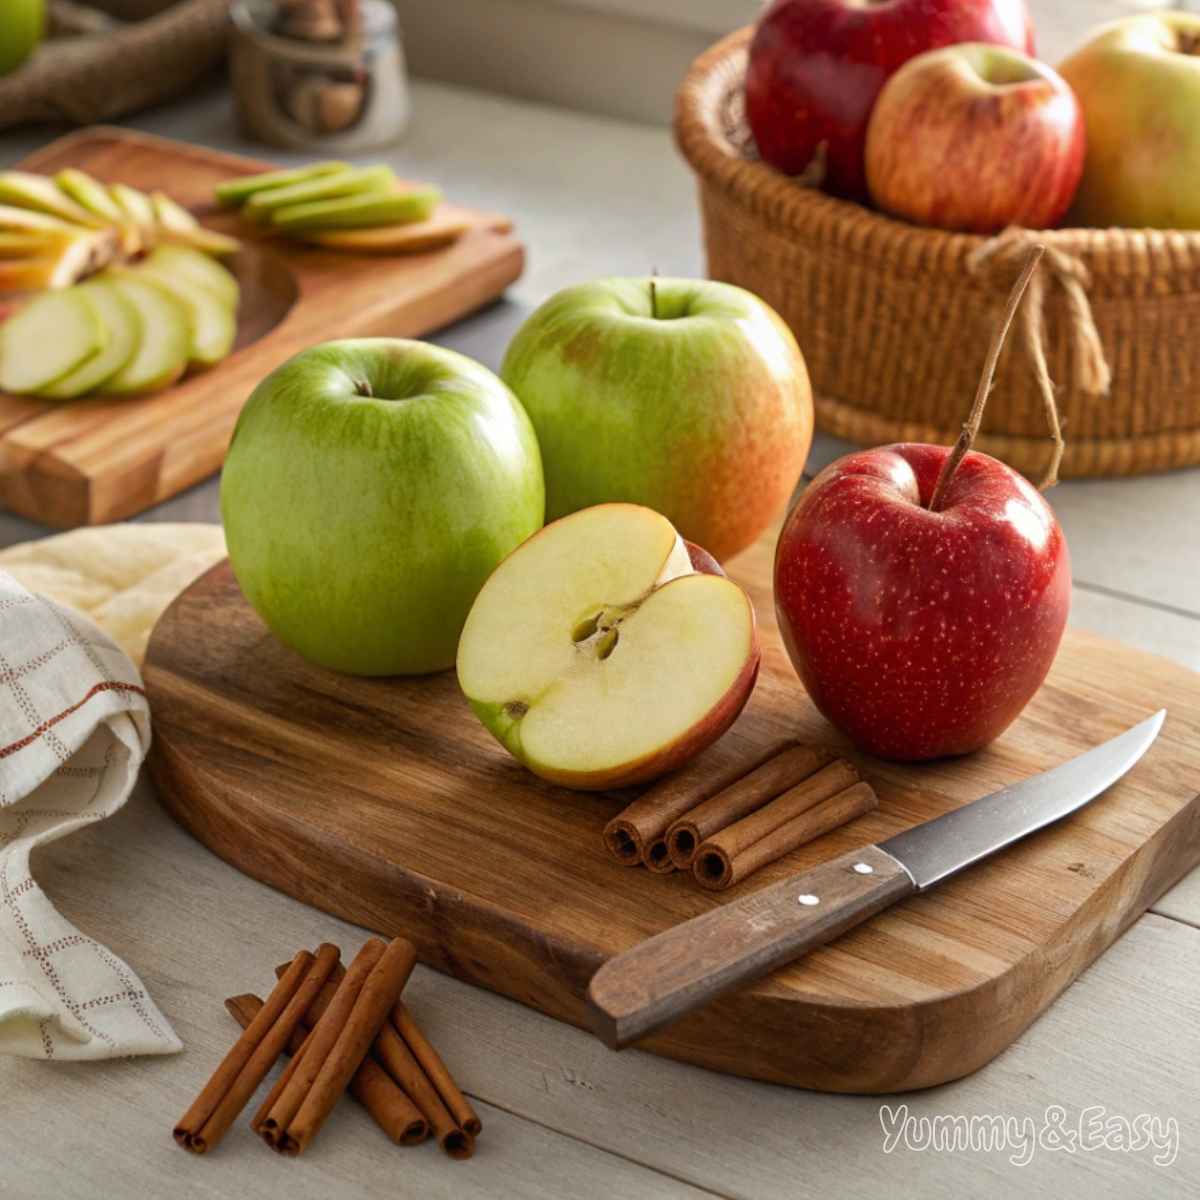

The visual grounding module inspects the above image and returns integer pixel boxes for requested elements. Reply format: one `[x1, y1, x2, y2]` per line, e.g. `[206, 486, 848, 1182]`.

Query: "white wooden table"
[2, 10, 1199, 1195]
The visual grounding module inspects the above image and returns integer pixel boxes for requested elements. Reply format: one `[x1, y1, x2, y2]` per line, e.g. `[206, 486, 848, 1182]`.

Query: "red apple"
[865, 43, 1084, 233]
[745, 0, 1034, 201]
[774, 444, 1070, 761]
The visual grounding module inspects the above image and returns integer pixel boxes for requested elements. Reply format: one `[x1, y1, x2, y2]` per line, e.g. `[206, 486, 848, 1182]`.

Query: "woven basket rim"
[674, 27, 1200, 277]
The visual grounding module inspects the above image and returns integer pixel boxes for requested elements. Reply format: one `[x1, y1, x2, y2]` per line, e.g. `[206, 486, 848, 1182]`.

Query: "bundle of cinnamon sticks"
[175, 936, 479, 1159]
[603, 741, 877, 890]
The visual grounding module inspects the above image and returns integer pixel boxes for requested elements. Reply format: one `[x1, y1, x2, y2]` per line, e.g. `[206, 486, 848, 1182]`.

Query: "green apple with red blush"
[500, 276, 813, 563]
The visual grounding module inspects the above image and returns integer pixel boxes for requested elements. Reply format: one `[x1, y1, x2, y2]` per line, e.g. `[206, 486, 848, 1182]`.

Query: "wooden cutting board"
[144, 525, 1200, 1093]
[0, 128, 523, 529]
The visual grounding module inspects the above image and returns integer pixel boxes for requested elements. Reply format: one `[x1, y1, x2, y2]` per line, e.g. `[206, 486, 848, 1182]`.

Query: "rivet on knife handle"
[586, 846, 915, 1049]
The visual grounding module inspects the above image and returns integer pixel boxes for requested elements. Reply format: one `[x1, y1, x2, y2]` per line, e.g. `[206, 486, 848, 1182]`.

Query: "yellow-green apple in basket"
[221, 339, 545, 676]
[0, 0, 43, 76]
[1059, 12, 1200, 228]
[865, 43, 1084, 233]
[500, 278, 813, 563]
[457, 504, 760, 789]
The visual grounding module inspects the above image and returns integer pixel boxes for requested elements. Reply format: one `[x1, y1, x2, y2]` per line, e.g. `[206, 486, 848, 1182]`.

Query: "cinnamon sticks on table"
[175, 934, 479, 1161]
[603, 741, 878, 891]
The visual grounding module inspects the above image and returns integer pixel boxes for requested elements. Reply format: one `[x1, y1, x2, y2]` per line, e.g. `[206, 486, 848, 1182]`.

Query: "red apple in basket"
[745, 0, 1035, 200]
[774, 251, 1070, 761]
[865, 44, 1084, 233]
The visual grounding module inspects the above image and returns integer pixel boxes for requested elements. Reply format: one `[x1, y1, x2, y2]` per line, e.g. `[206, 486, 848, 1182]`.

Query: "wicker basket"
[675, 28, 1200, 479]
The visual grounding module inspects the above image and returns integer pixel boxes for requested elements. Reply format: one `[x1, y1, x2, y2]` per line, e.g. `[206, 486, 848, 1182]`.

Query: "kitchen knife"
[587, 709, 1166, 1050]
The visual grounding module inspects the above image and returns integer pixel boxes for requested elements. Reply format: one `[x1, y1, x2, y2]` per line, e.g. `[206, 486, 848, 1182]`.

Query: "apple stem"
[649, 273, 659, 319]
[928, 244, 1045, 513]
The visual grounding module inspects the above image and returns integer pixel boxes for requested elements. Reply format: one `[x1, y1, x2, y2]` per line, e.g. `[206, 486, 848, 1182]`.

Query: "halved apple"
[40, 279, 141, 400]
[298, 212, 469, 254]
[102, 274, 191, 395]
[271, 186, 441, 233]
[0, 171, 107, 228]
[0, 289, 106, 394]
[457, 504, 760, 790]
[150, 191, 240, 257]
[130, 248, 236, 367]
[214, 161, 349, 207]
[243, 164, 394, 223]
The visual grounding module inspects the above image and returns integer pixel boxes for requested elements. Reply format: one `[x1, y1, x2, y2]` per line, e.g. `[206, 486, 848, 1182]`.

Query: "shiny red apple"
[774, 444, 1070, 761]
[865, 43, 1083, 233]
[745, 0, 1034, 200]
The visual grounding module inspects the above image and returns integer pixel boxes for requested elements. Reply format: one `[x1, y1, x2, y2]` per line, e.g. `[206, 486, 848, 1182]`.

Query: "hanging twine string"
[967, 228, 1111, 490]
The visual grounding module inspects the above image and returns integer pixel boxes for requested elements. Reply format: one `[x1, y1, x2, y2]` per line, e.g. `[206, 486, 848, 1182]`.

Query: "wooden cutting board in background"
[144, 525, 1200, 1093]
[0, 127, 523, 529]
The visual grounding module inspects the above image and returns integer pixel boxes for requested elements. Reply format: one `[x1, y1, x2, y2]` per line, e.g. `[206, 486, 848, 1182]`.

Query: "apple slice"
[0, 235, 105, 291]
[298, 212, 470, 254]
[130, 249, 236, 367]
[39, 279, 141, 400]
[102, 274, 191, 395]
[242, 164, 394, 223]
[457, 504, 760, 789]
[109, 183, 158, 246]
[147, 243, 239, 310]
[0, 203, 87, 235]
[0, 171, 107, 228]
[150, 191, 240, 257]
[215, 161, 350, 208]
[0, 289, 106, 394]
[57, 169, 144, 258]
[271, 186, 441, 233]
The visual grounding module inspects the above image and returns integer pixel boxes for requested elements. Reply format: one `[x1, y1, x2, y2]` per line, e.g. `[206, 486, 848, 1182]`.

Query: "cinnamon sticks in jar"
[175, 934, 479, 1161]
[603, 741, 878, 891]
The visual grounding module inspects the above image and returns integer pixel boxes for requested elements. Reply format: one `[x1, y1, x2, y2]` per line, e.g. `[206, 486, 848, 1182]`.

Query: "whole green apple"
[0, 0, 44, 76]
[221, 339, 544, 675]
[1060, 12, 1200, 228]
[500, 277, 813, 562]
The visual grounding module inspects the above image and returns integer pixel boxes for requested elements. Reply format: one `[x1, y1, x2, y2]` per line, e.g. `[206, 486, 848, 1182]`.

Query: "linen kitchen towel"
[0, 569, 180, 1059]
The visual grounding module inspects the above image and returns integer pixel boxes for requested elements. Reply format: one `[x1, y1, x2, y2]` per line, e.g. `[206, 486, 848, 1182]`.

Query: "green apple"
[1060, 13, 1200, 228]
[40, 279, 140, 400]
[0, 0, 44, 77]
[102, 274, 191, 395]
[0, 288, 105, 394]
[214, 161, 349, 207]
[500, 277, 813, 562]
[457, 503, 760, 789]
[221, 338, 545, 675]
[243, 164, 394, 223]
[270, 187, 440, 233]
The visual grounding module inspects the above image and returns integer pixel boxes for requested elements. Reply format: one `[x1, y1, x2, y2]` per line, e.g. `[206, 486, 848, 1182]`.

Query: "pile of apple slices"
[0, 168, 238, 292]
[0, 245, 239, 399]
[215, 162, 457, 254]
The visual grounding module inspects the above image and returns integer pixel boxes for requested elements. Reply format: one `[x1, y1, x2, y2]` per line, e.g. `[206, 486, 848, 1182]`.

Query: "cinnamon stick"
[392, 1001, 481, 1138]
[282, 938, 416, 1155]
[226, 994, 429, 1146]
[258, 939, 384, 1149]
[694, 781, 879, 891]
[276, 959, 475, 1158]
[666, 745, 836, 869]
[267, 938, 416, 1156]
[603, 739, 798, 870]
[173, 943, 341, 1154]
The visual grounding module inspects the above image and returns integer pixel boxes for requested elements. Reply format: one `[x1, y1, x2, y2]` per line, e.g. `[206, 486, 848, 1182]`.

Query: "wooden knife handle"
[586, 845, 915, 1049]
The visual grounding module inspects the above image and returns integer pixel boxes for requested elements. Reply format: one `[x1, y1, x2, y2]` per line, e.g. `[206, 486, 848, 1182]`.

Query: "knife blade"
[587, 710, 1166, 1050]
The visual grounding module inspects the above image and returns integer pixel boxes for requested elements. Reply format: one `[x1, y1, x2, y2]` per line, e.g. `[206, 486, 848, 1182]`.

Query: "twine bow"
[967, 228, 1111, 489]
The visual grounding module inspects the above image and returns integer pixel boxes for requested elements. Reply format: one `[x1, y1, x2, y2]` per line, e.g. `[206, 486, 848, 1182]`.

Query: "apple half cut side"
[457, 503, 760, 790]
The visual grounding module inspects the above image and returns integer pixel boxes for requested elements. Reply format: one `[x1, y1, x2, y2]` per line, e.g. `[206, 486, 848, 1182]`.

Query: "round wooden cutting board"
[143, 526, 1200, 1092]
